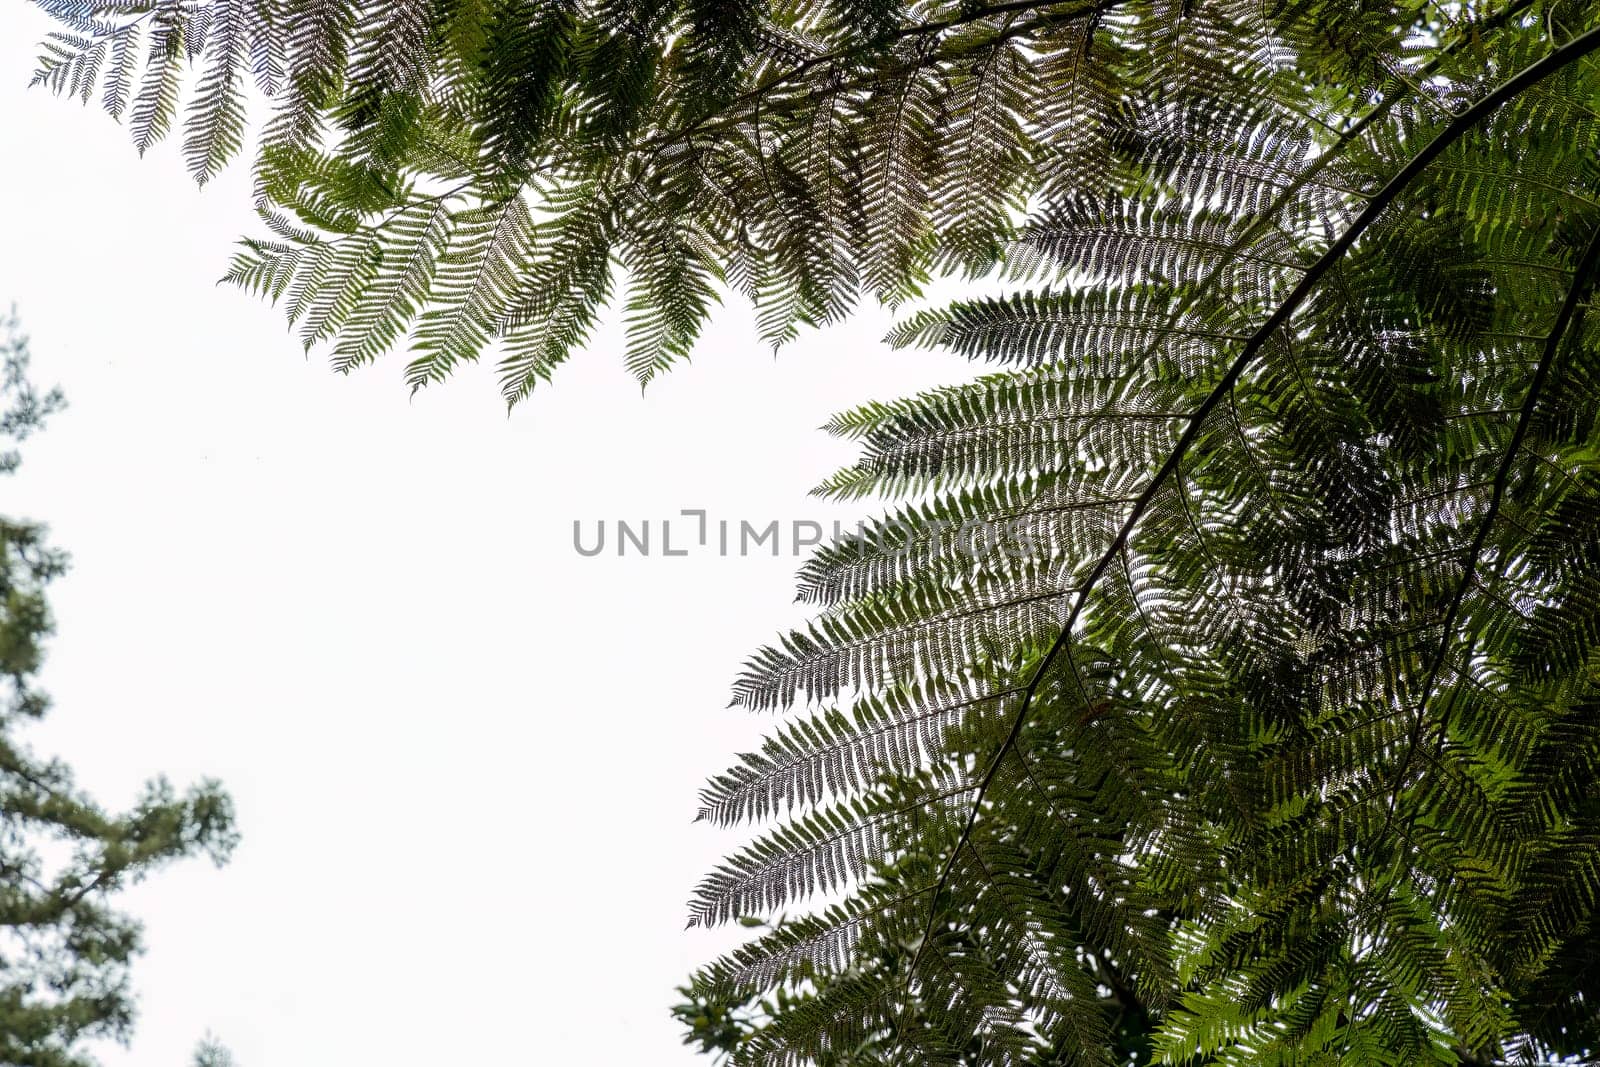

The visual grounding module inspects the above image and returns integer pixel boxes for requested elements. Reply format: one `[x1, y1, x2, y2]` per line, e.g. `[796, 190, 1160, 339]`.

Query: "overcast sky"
[0, 10, 975, 1065]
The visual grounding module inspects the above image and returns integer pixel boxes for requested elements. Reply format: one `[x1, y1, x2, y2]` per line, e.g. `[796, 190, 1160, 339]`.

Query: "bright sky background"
[0, 9, 975, 1065]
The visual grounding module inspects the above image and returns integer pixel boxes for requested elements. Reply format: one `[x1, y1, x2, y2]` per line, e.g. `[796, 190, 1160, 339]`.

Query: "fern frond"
[183, 0, 249, 184]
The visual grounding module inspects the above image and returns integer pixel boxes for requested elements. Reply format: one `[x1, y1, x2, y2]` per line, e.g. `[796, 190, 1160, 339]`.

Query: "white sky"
[0, 10, 975, 1065]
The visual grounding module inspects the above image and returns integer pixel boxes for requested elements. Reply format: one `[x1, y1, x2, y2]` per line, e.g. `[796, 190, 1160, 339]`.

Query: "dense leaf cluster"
[28, 0, 1431, 400]
[680, 5, 1600, 1063]
[28, 0, 1600, 1063]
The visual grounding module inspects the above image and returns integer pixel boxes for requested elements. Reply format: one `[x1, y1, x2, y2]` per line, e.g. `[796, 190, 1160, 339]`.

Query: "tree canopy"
[28, 0, 1463, 399]
[26, 0, 1600, 1063]
[0, 310, 236, 1067]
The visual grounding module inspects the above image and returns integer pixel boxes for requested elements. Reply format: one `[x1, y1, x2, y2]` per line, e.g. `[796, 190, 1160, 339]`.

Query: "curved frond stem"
[895, 22, 1600, 1036]
[1380, 221, 1600, 828]
[1110, 0, 1542, 397]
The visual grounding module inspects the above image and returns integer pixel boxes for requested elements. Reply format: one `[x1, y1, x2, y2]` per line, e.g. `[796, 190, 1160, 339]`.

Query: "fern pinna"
[28, 0, 1600, 1062]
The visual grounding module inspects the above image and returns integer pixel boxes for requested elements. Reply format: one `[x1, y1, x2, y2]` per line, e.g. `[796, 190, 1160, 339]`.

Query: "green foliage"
[671, 3, 1600, 1064]
[191, 1033, 237, 1067]
[30, 1, 1600, 1064]
[0, 311, 237, 1066]
[26, 0, 1396, 403]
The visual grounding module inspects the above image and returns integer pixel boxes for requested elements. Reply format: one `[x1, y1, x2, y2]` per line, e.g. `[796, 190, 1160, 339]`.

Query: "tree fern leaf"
[183, 0, 250, 184]
[407, 194, 538, 392]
